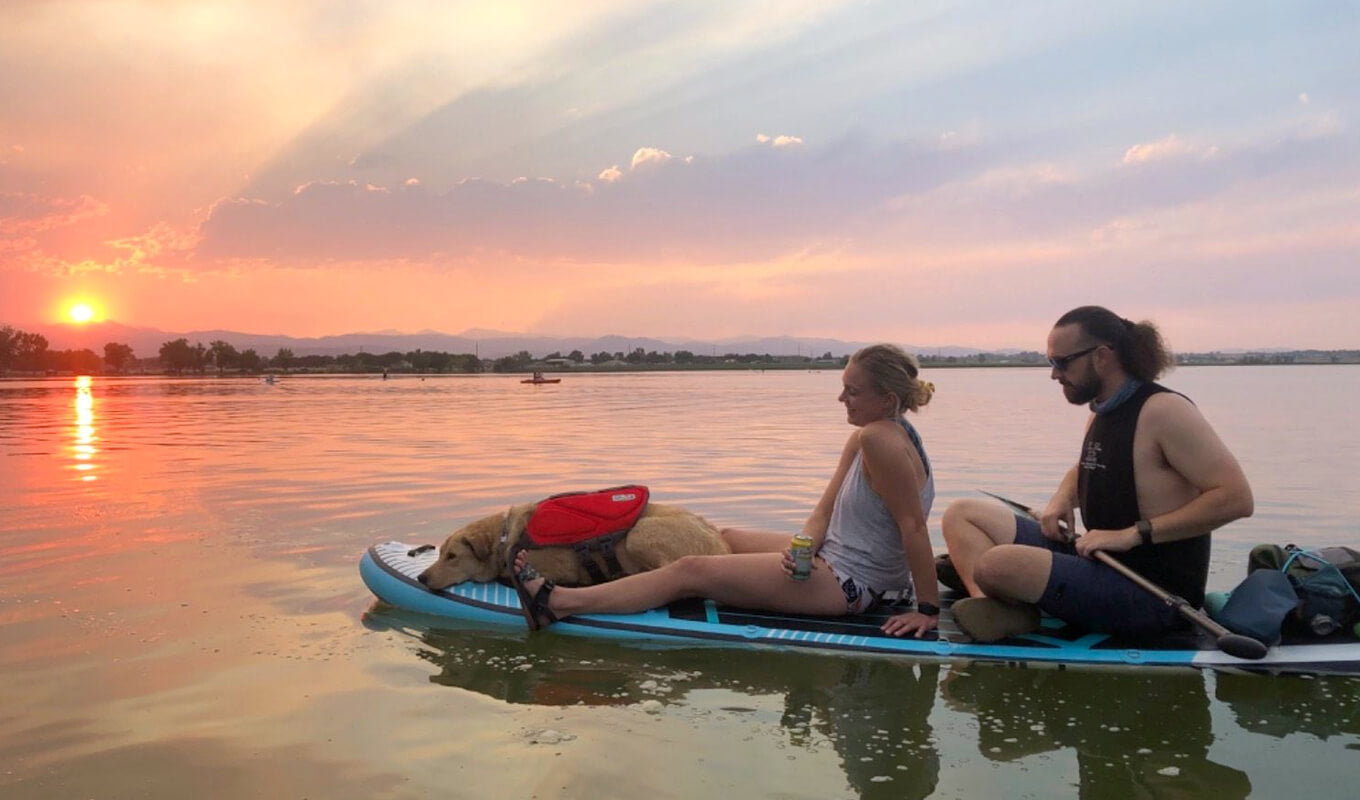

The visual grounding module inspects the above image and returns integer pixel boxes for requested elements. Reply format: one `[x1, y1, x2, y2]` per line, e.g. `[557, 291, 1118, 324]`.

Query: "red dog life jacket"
[520, 485, 649, 583]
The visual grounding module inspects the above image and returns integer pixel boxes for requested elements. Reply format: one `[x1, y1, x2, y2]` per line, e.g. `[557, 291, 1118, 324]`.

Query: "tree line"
[0, 325, 844, 376]
[5, 323, 1356, 376]
[0, 325, 136, 375]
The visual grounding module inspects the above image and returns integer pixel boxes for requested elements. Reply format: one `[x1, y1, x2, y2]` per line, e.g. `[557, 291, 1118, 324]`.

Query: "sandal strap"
[529, 579, 559, 623]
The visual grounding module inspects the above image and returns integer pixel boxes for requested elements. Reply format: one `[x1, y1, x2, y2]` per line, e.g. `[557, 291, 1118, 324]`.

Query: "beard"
[1061, 372, 1102, 405]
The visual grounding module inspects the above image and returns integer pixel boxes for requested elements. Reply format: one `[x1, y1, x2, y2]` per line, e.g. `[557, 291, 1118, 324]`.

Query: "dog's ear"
[465, 531, 493, 562]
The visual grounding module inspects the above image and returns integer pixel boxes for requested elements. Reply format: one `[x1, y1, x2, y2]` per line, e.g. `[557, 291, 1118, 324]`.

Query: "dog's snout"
[417, 572, 429, 586]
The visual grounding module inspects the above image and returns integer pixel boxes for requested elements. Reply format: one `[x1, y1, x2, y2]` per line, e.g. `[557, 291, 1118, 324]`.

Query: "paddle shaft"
[979, 491, 1267, 659]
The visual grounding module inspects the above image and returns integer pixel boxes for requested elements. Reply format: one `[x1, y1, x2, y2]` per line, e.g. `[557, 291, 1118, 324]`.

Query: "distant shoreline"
[4, 357, 1359, 380]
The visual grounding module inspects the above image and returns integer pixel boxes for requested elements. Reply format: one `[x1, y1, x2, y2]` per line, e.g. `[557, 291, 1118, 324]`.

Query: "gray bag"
[1214, 568, 1299, 646]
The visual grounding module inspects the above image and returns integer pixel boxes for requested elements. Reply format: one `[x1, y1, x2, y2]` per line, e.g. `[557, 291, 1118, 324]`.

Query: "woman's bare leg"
[514, 550, 847, 624]
[720, 527, 791, 554]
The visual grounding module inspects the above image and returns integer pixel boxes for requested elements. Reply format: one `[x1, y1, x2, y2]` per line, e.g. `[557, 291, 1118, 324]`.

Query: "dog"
[417, 500, 730, 590]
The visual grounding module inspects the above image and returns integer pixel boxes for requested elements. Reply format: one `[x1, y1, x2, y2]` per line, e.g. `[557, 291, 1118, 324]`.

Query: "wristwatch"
[1137, 518, 1154, 547]
[917, 601, 940, 616]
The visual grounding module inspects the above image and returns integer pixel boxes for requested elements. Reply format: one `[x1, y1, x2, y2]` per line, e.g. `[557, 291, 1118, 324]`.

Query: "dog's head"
[417, 511, 508, 590]
[416, 503, 535, 590]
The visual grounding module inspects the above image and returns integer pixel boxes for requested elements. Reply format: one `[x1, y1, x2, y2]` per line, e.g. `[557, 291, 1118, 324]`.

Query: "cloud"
[884, 128, 1357, 253]
[629, 147, 673, 170]
[1121, 134, 1216, 165]
[194, 134, 990, 266]
[756, 133, 803, 148]
[0, 192, 107, 237]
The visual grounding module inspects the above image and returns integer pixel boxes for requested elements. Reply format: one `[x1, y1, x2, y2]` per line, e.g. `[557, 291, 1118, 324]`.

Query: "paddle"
[979, 491, 1268, 660]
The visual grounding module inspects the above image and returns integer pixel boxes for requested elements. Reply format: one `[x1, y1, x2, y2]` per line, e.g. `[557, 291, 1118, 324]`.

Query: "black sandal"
[510, 560, 559, 631]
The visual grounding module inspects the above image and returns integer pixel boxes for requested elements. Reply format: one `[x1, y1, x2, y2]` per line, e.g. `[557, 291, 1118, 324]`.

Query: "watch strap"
[1137, 518, 1154, 547]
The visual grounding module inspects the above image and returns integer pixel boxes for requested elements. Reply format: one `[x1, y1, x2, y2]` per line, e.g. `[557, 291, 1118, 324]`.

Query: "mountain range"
[24, 321, 990, 361]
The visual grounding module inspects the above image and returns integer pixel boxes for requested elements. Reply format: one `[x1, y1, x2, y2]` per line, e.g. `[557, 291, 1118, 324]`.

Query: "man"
[942, 306, 1254, 641]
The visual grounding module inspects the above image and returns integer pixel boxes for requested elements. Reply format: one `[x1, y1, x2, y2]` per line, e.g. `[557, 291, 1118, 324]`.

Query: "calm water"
[2, 367, 1358, 799]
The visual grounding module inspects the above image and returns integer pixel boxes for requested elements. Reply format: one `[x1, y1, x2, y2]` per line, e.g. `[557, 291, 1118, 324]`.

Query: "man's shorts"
[1014, 516, 1182, 637]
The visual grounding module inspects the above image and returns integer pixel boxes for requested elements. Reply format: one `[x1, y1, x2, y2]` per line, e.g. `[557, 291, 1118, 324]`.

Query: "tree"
[0, 325, 19, 372]
[104, 342, 135, 373]
[273, 347, 294, 372]
[49, 348, 101, 374]
[239, 348, 262, 373]
[567, 350, 585, 363]
[159, 338, 196, 374]
[492, 350, 535, 373]
[11, 330, 48, 372]
[208, 340, 240, 375]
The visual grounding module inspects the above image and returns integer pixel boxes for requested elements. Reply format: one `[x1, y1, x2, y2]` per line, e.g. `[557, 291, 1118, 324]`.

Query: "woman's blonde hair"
[849, 343, 933, 414]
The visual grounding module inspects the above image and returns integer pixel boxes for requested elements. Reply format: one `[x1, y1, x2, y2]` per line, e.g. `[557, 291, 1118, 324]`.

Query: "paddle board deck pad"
[361, 541, 1360, 675]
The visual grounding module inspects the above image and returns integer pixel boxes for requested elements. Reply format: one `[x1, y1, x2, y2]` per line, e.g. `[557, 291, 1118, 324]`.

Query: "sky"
[2, 1, 1358, 351]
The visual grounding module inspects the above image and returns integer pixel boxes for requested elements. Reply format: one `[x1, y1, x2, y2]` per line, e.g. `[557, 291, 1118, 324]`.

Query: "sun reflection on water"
[72, 375, 98, 481]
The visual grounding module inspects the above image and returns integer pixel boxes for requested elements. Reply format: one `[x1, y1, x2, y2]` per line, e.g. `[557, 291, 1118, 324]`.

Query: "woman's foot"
[510, 550, 560, 631]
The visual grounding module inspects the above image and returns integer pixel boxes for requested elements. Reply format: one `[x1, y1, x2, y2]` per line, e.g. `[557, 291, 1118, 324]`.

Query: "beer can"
[790, 533, 814, 581]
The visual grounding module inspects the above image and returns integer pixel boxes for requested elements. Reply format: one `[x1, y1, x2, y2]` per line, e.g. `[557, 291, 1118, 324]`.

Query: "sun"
[67, 302, 96, 324]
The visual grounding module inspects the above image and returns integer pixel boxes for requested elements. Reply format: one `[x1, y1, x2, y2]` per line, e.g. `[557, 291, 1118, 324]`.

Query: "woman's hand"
[780, 547, 818, 579]
[881, 611, 938, 638]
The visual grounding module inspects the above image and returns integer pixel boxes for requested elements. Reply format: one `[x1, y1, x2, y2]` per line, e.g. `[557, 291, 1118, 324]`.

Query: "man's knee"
[943, 499, 1011, 547]
[973, 545, 1048, 601]
[942, 499, 981, 542]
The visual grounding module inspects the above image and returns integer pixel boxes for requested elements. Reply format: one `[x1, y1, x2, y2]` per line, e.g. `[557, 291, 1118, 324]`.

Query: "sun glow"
[67, 302, 96, 324]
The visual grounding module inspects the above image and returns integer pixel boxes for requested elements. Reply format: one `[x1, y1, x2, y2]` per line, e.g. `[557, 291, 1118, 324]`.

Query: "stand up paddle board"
[361, 541, 1360, 675]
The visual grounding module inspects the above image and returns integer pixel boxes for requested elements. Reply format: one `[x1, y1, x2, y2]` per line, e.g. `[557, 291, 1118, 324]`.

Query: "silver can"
[790, 533, 814, 581]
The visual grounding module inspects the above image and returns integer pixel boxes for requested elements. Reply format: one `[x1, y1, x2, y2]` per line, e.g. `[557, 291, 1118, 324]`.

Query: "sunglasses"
[1047, 344, 1101, 371]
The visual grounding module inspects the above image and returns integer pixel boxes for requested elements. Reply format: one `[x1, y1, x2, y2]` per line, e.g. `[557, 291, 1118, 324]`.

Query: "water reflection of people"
[394, 607, 944, 799]
[1215, 672, 1360, 741]
[782, 657, 941, 800]
[942, 664, 1251, 798]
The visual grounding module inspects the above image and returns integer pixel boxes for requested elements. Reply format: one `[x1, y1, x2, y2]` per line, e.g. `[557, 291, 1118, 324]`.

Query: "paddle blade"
[1217, 633, 1269, 660]
[979, 490, 1033, 517]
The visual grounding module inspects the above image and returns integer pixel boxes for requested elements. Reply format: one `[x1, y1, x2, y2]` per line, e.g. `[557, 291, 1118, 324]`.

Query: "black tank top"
[1078, 382, 1210, 608]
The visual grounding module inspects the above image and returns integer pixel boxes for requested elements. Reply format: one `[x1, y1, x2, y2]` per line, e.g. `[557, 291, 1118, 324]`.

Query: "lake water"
[2, 367, 1358, 799]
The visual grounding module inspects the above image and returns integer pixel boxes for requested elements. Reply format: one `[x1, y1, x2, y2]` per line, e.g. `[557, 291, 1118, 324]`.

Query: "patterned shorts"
[824, 560, 890, 614]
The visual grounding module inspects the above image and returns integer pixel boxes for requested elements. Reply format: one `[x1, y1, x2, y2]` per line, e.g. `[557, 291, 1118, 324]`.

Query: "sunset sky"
[3, 1, 1357, 350]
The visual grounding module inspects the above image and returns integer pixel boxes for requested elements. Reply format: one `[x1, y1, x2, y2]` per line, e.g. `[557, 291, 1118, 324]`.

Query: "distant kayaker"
[942, 306, 1254, 641]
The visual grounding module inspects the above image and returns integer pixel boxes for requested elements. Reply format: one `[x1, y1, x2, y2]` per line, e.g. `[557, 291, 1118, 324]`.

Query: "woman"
[512, 344, 941, 638]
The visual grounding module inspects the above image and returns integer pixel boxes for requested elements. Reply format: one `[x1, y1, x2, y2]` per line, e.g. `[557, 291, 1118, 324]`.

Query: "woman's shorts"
[823, 559, 890, 614]
[1014, 516, 1181, 636]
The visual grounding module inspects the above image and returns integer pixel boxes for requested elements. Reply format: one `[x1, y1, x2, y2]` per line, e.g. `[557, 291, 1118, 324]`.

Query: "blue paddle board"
[361, 541, 1360, 675]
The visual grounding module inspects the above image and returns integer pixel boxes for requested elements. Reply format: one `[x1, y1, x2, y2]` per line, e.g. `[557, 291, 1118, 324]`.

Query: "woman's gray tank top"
[818, 416, 934, 593]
